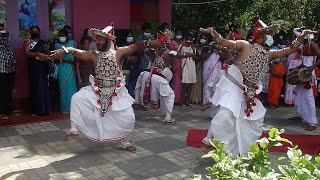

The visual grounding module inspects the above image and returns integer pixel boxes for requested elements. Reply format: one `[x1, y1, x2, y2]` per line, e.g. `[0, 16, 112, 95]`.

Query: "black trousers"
[0, 72, 15, 115]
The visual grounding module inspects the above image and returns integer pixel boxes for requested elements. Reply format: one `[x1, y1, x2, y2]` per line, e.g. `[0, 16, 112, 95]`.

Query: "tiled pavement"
[0, 105, 319, 180]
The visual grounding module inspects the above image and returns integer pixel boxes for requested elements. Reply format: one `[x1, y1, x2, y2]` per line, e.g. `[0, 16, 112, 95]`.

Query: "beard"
[97, 42, 111, 51]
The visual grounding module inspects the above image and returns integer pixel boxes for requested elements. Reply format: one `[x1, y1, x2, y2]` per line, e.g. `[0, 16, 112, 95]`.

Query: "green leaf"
[278, 156, 286, 161]
[258, 138, 269, 149]
[279, 138, 292, 145]
[268, 128, 278, 139]
[250, 144, 260, 153]
[278, 165, 292, 177]
[315, 156, 320, 164]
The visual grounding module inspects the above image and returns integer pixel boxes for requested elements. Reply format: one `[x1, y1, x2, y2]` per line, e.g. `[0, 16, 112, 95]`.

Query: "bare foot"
[201, 142, 215, 154]
[64, 133, 79, 144]
[122, 145, 136, 153]
[200, 105, 212, 112]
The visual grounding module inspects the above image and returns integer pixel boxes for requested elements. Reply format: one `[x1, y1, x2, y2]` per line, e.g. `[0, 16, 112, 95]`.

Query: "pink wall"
[159, 0, 172, 26]
[72, 0, 130, 42]
[72, 0, 172, 42]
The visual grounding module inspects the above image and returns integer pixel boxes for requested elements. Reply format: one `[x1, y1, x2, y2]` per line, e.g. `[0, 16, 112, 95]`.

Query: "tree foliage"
[172, 0, 320, 33]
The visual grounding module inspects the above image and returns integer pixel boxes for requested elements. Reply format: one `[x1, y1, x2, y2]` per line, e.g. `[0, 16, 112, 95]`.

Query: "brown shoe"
[304, 125, 316, 131]
[162, 119, 176, 125]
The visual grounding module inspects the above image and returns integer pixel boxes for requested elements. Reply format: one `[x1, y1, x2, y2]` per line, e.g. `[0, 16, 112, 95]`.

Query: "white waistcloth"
[294, 85, 318, 126]
[211, 65, 266, 120]
[208, 107, 264, 158]
[70, 80, 135, 141]
[205, 65, 266, 158]
[134, 71, 175, 118]
[181, 46, 197, 83]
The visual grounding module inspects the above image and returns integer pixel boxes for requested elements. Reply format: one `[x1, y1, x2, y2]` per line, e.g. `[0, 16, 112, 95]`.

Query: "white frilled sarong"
[204, 65, 266, 158]
[70, 76, 135, 142]
[134, 70, 175, 120]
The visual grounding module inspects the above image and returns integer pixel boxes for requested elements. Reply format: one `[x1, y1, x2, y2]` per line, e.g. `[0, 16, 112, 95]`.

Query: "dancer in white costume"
[201, 46, 224, 118]
[134, 30, 196, 125]
[292, 28, 320, 131]
[200, 21, 316, 158]
[50, 25, 161, 152]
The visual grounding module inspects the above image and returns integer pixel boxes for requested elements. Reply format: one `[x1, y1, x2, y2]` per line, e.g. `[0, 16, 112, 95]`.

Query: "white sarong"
[134, 71, 175, 120]
[293, 56, 318, 126]
[204, 65, 266, 158]
[70, 77, 135, 141]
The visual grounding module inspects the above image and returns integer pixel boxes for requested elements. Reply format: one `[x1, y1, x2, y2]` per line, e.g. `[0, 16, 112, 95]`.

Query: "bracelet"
[292, 38, 301, 48]
[214, 34, 223, 43]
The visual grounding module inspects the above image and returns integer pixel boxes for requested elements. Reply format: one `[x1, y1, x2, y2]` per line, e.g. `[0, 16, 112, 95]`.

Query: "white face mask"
[307, 34, 314, 40]
[175, 35, 182, 39]
[280, 45, 286, 49]
[0, 30, 5, 33]
[59, 37, 67, 43]
[144, 32, 151, 36]
[265, 35, 274, 47]
[127, 36, 133, 43]
[200, 39, 207, 44]
[279, 36, 283, 40]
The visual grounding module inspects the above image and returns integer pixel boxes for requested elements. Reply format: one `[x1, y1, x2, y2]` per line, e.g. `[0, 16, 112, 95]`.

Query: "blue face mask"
[265, 35, 274, 47]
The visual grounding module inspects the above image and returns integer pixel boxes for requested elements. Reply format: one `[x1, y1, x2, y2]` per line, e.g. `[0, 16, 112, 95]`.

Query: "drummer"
[292, 28, 320, 131]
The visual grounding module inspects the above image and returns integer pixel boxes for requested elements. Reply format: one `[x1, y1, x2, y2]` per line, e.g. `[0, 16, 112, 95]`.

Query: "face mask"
[265, 35, 274, 47]
[59, 37, 67, 43]
[200, 39, 207, 44]
[279, 36, 283, 40]
[68, 33, 72, 39]
[127, 36, 133, 43]
[0, 30, 5, 33]
[280, 45, 286, 49]
[307, 34, 314, 40]
[175, 35, 182, 39]
[31, 32, 40, 39]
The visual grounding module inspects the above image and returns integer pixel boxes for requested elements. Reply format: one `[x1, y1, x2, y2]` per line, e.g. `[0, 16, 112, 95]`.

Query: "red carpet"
[187, 129, 320, 155]
[0, 113, 69, 127]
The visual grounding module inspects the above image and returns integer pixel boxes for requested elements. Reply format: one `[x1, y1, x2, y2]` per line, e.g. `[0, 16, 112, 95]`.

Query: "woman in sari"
[169, 30, 184, 104]
[55, 29, 77, 114]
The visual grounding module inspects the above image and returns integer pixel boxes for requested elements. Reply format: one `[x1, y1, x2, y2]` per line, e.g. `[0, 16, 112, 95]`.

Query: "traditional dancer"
[134, 30, 196, 125]
[200, 20, 316, 157]
[50, 25, 161, 152]
[201, 45, 224, 118]
[292, 28, 320, 131]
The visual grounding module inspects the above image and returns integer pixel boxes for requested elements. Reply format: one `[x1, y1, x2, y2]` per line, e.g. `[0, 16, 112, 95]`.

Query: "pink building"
[3, 0, 171, 110]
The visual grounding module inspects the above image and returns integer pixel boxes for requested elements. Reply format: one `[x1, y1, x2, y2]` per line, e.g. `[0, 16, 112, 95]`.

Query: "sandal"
[162, 119, 176, 125]
[304, 125, 317, 131]
[64, 133, 79, 144]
